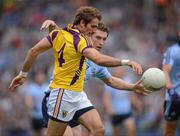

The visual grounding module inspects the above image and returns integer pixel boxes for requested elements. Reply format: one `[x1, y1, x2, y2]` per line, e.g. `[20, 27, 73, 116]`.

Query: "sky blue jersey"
[163, 43, 180, 100]
[85, 59, 111, 82]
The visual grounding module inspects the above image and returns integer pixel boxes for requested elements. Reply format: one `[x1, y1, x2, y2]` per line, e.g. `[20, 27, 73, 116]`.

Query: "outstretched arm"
[102, 76, 149, 95]
[83, 47, 143, 74]
[9, 38, 52, 90]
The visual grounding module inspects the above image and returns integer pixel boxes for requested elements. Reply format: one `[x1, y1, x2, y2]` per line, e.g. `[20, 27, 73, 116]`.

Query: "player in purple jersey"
[162, 29, 180, 136]
[41, 20, 150, 136]
[9, 6, 147, 136]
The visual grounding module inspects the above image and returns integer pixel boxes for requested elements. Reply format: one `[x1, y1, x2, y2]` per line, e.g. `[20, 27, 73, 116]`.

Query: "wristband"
[121, 59, 130, 66]
[19, 71, 28, 77]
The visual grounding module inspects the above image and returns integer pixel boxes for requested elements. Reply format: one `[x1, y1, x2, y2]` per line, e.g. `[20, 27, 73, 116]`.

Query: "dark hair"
[73, 6, 102, 25]
[98, 22, 109, 36]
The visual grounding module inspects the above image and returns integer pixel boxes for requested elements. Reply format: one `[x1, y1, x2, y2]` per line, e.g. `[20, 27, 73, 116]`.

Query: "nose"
[100, 39, 104, 45]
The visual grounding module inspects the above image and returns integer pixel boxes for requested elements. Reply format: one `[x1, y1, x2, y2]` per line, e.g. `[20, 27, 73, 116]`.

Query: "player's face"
[81, 18, 99, 36]
[91, 29, 108, 51]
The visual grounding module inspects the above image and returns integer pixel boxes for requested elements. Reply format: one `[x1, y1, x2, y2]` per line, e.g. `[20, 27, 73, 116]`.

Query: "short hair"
[97, 22, 110, 36]
[73, 6, 102, 25]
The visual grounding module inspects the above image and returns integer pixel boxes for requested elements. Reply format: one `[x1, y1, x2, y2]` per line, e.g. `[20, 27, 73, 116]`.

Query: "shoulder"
[79, 35, 93, 46]
[48, 29, 62, 39]
[168, 44, 179, 51]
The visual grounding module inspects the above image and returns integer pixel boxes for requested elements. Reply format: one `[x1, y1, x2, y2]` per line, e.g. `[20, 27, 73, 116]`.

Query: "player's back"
[47, 25, 91, 92]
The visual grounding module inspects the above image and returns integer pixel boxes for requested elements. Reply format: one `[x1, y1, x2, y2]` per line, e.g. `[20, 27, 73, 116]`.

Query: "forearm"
[86, 49, 129, 67]
[162, 64, 172, 88]
[104, 76, 134, 91]
[94, 54, 122, 67]
[164, 71, 171, 83]
[21, 48, 39, 72]
[21, 38, 51, 72]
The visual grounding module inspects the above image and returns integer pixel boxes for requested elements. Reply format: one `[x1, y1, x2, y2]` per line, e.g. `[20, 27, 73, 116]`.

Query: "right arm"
[21, 38, 51, 72]
[162, 64, 172, 89]
[162, 47, 173, 90]
[9, 38, 52, 90]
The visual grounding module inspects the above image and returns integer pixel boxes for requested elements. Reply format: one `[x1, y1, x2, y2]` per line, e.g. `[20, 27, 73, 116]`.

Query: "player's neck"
[76, 25, 83, 33]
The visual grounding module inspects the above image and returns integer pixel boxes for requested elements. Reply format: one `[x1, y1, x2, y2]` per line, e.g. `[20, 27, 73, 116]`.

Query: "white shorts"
[47, 88, 93, 122]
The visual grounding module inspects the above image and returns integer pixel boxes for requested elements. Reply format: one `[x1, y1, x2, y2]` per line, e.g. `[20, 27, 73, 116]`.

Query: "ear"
[80, 20, 86, 28]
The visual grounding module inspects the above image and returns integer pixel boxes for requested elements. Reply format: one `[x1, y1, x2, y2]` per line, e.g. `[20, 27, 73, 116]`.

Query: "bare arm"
[102, 76, 149, 95]
[9, 37, 52, 90]
[162, 64, 172, 89]
[22, 38, 52, 72]
[83, 47, 143, 74]
[102, 76, 134, 90]
[83, 47, 121, 67]
[83, 48, 143, 74]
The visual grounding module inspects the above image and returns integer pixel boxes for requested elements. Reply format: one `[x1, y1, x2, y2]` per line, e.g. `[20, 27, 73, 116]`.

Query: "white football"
[142, 68, 165, 91]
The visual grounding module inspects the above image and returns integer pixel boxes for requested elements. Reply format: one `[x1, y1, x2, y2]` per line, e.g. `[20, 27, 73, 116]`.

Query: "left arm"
[102, 76, 134, 90]
[102, 76, 148, 95]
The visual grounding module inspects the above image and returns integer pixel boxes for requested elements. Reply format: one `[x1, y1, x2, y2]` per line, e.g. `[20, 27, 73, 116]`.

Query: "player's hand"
[40, 20, 59, 30]
[133, 79, 152, 95]
[128, 61, 143, 74]
[9, 75, 26, 91]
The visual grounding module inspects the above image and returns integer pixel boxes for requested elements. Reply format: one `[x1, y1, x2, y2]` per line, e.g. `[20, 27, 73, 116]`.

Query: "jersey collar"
[67, 24, 80, 34]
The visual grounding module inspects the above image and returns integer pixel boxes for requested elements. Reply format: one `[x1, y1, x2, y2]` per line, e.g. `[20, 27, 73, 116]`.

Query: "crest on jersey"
[62, 110, 68, 118]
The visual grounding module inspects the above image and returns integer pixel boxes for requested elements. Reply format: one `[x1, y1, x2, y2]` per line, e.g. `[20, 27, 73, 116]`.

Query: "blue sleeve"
[94, 65, 111, 79]
[163, 47, 174, 66]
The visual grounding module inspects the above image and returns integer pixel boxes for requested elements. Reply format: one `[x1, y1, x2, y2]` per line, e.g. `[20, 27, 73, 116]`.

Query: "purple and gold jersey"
[47, 25, 92, 92]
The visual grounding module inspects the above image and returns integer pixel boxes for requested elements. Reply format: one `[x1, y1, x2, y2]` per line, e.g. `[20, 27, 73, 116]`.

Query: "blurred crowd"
[0, 0, 180, 136]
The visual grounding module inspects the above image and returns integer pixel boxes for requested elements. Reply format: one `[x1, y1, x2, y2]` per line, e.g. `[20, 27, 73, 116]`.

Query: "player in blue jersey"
[40, 20, 149, 136]
[162, 29, 180, 136]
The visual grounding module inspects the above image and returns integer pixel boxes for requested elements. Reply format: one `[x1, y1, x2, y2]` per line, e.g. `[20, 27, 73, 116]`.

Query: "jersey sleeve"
[163, 47, 174, 66]
[94, 66, 111, 79]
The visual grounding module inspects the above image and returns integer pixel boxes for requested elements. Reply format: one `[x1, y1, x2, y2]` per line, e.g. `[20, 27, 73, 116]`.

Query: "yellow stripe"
[53, 89, 63, 118]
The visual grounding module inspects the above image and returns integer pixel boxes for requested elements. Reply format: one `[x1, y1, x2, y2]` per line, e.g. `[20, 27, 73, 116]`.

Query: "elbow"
[93, 59, 102, 65]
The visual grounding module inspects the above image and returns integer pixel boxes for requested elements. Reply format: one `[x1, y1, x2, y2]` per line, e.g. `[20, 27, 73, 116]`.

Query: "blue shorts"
[41, 91, 94, 127]
[164, 94, 180, 121]
[111, 113, 132, 126]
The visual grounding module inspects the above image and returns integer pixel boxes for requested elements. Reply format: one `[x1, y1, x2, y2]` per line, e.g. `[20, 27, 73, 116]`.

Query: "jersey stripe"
[70, 56, 85, 85]
[53, 89, 64, 118]
[47, 31, 58, 46]
[47, 36, 52, 46]
[63, 27, 80, 52]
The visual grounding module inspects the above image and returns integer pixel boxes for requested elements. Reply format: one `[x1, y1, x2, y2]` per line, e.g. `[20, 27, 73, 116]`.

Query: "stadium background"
[0, 0, 179, 136]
